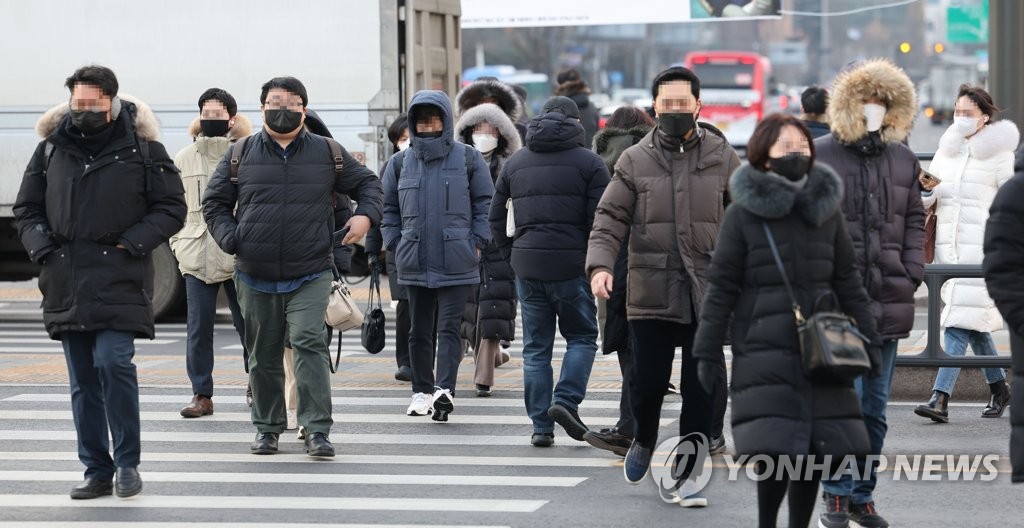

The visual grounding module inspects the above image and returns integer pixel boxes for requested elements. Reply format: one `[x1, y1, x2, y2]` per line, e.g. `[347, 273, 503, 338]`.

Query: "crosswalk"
[0, 312, 688, 527]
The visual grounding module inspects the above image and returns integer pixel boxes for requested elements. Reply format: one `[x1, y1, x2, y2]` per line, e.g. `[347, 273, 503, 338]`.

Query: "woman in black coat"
[692, 114, 880, 528]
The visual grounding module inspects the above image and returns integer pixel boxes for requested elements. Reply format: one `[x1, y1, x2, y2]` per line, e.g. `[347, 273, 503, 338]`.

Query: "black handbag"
[360, 266, 386, 354]
[762, 223, 871, 381]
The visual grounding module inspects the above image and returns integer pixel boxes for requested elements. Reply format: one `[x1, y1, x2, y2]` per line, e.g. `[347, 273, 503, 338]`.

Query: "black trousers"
[407, 285, 471, 395]
[613, 330, 634, 435]
[395, 299, 411, 369]
[629, 319, 712, 449]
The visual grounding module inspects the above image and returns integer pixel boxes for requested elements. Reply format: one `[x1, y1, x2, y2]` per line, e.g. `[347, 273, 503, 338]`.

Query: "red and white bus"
[684, 51, 771, 147]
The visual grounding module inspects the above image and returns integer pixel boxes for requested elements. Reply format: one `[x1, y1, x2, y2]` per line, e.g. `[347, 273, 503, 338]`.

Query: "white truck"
[0, 0, 462, 318]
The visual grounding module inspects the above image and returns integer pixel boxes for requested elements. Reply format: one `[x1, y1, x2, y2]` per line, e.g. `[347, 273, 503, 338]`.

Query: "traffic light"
[899, 42, 912, 54]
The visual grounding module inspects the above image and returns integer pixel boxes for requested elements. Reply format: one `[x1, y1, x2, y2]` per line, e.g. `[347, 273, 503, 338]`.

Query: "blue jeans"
[516, 277, 598, 434]
[822, 339, 898, 504]
[62, 330, 140, 480]
[184, 275, 246, 397]
[933, 327, 1006, 395]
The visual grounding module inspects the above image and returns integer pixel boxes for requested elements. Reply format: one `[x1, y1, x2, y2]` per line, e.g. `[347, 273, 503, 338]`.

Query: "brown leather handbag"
[924, 203, 937, 263]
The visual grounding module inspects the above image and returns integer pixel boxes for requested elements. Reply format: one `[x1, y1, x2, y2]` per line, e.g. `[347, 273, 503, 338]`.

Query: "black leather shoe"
[394, 366, 412, 382]
[531, 432, 555, 447]
[70, 477, 113, 499]
[114, 467, 142, 498]
[305, 432, 335, 457]
[914, 390, 949, 423]
[251, 432, 279, 454]
[583, 428, 633, 456]
[982, 380, 1011, 418]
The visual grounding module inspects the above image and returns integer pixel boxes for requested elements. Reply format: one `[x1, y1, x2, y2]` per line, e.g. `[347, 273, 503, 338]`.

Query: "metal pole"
[990, 0, 1024, 128]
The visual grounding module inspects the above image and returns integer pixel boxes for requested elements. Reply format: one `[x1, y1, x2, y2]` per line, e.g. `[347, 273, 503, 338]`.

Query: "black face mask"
[264, 109, 303, 134]
[770, 154, 812, 182]
[659, 112, 696, 138]
[200, 119, 230, 137]
[70, 110, 110, 135]
[417, 130, 443, 139]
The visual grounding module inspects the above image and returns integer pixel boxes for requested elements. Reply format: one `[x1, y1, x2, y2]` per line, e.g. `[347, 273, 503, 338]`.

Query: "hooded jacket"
[489, 109, 610, 282]
[982, 145, 1024, 483]
[815, 58, 926, 340]
[556, 80, 600, 148]
[455, 103, 522, 344]
[586, 124, 740, 324]
[381, 90, 495, 288]
[171, 115, 253, 284]
[926, 119, 1019, 333]
[693, 162, 877, 458]
[592, 125, 652, 354]
[456, 79, 524, 123]
[202, 116, 383, 282]
[14, 96, 186, 339]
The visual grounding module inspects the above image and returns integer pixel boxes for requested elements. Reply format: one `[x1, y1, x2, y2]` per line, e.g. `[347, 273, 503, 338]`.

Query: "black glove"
[367, 253, 383, 274]
[867, 345, 883, 378]
[31, 245, 57, 265]
[696, 358, 724, 397]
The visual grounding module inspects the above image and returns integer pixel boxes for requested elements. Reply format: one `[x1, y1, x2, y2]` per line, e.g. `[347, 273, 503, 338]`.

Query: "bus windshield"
[691, 63, 756, 89]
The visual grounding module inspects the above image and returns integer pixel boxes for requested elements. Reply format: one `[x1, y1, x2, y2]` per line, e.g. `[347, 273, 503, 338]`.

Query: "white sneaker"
[286, 409, 298, 430]
[743, 0, 774, 15]
[431, 388, 454, 422]
[407, 392, 433, 416]
[296, 425, 306, 440]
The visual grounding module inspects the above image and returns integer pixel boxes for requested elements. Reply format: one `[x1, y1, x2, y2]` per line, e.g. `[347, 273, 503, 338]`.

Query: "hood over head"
[455, 79, 524, 121]
[827, 58, 917, 144]
[188, 113, 253, 140]
[36, 93, 160, 141]
[593, 125, 652, 154]
[455, 103, 522, 154]
[408, 90, 455, 162]
[937, 119, 1020, 161]
[526, 110, 585, 153]
[729, 162, 844, 226]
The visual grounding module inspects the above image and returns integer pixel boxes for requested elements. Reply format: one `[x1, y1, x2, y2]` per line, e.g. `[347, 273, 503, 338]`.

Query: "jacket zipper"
[445, 179, 450, 212]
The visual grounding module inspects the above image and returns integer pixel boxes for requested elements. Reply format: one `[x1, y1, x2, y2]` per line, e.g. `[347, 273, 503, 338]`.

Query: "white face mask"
[472, 133, 499, 154]
[863, 103, 886, 132]
[396, 139, 410, 152]
[954, 116, 982, 137]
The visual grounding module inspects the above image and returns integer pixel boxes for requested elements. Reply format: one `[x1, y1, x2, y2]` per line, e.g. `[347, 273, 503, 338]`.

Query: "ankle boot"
[914, 390, 949, 423]
[982, 380, 1011, 418]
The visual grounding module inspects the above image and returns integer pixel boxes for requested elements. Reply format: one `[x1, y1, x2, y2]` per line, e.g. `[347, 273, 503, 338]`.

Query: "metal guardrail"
[894, 264, 1012, 368]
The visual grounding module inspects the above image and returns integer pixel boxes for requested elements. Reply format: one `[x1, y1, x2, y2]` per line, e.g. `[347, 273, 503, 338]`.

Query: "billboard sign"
[461, 0, 781, 28]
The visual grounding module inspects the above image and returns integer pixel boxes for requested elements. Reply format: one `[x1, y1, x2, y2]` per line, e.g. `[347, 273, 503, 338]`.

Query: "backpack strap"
[135, 133, 153, 192]
[464, 144, 474, 175]
[324, 137, 344, 178]
[392, 150, 406, 181]
[229, 135, 251, 184]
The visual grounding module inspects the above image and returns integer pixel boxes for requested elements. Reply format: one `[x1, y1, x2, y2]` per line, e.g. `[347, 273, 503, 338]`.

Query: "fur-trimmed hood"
[187, 113, 253, 140]
[555, 80, 590, 98]
[827, 59, 917, 144]
[937, 119, 1020, 161]
[455, 79, 523, 121]
[592, 125, 650, 154]
[36, 94, 160, 141]
[729, 162, 844, 226]
[454, 103, 522, 153]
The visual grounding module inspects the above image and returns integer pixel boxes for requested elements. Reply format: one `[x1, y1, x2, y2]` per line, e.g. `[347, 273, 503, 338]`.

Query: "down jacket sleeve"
[333, 145, 383, 226]
[468, 149, 495, 248]
[117, 141, 187, 257]
[380, 153, 402, 252]
[202, 151, 239, 254]
[900, 157, 926, 286]
[586, 151, 637, 278]
[13, 142, 59, 264]
[831, 213, 880, 345]
[488, 163, 512, 247]
[984, 172, 1024, 337]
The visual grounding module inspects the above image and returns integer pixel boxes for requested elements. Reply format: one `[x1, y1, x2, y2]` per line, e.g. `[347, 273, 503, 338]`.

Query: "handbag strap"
[367, 265, 382, 311]
[327, 326, 342, 374]
[761, 222, 806, 325]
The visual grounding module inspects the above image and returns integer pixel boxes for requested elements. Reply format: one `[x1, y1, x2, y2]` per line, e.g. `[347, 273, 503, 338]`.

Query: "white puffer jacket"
[923, 119, 1019, 332]
[170, 115, 252, 284]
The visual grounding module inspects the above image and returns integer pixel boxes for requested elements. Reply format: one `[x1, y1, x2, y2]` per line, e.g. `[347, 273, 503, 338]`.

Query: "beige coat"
[587, 127, 740, 324]
[170, 115, 252, 284]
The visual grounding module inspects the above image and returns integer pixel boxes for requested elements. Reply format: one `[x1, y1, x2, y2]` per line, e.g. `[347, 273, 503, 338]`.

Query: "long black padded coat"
[692, 162, 880, 458]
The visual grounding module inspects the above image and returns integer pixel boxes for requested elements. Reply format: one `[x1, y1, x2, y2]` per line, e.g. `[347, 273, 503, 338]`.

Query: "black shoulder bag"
[762, 223, 871, 382]
[361, 265, 386, 354]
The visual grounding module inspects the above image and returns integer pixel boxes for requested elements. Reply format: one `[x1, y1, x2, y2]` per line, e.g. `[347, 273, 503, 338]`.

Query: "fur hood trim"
[555, 80, 590, 97]
[455, 79, 523, 121]
[729, 162, 844, 226]
[36, 94, 160, 141]
[454, 103, 522, 152]
[827, 59, 917, 144]
[187, 113, 254, 140]
[937, 119, 1020, 161]
[593, 125, 650, 153]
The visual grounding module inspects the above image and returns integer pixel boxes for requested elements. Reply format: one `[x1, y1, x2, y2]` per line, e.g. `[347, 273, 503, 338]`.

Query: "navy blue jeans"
[516, 277, 599, 434]
[184, 274, 246, 397]
[62, 330, 141, 480]
[822, 339, 899, 504]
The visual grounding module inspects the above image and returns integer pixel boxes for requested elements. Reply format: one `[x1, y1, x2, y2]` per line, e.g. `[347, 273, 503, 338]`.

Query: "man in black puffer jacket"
[203, 77, 382, 459]
[14, 65, 186, 500]
[489, 96, 610, 446]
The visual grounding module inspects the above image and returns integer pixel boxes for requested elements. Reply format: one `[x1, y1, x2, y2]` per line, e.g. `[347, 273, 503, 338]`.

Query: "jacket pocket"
[444, 226, 478, 275]
[395, 227, 422, 274]
[169, 223, 206, 269]
[628, 252, 669, 310]
[38, 246, 73, 311]
[93, 245, 147, 305]
[398, 178, 421, 219]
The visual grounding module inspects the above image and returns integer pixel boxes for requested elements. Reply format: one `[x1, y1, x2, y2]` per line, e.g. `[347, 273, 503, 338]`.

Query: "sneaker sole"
[679, 497, 708, 508]
[818, 519, 850, 528]
[913, 408, 949, 423]
[548, 405, 588, 441]
[432, 399, 453, 422]
[622, 459, 648, 485]
[582, 434, 629, 457]
[406, 408, 431, 416]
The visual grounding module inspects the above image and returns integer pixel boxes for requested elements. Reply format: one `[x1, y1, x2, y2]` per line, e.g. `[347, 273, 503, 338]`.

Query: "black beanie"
[541, 96, 581, 119]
